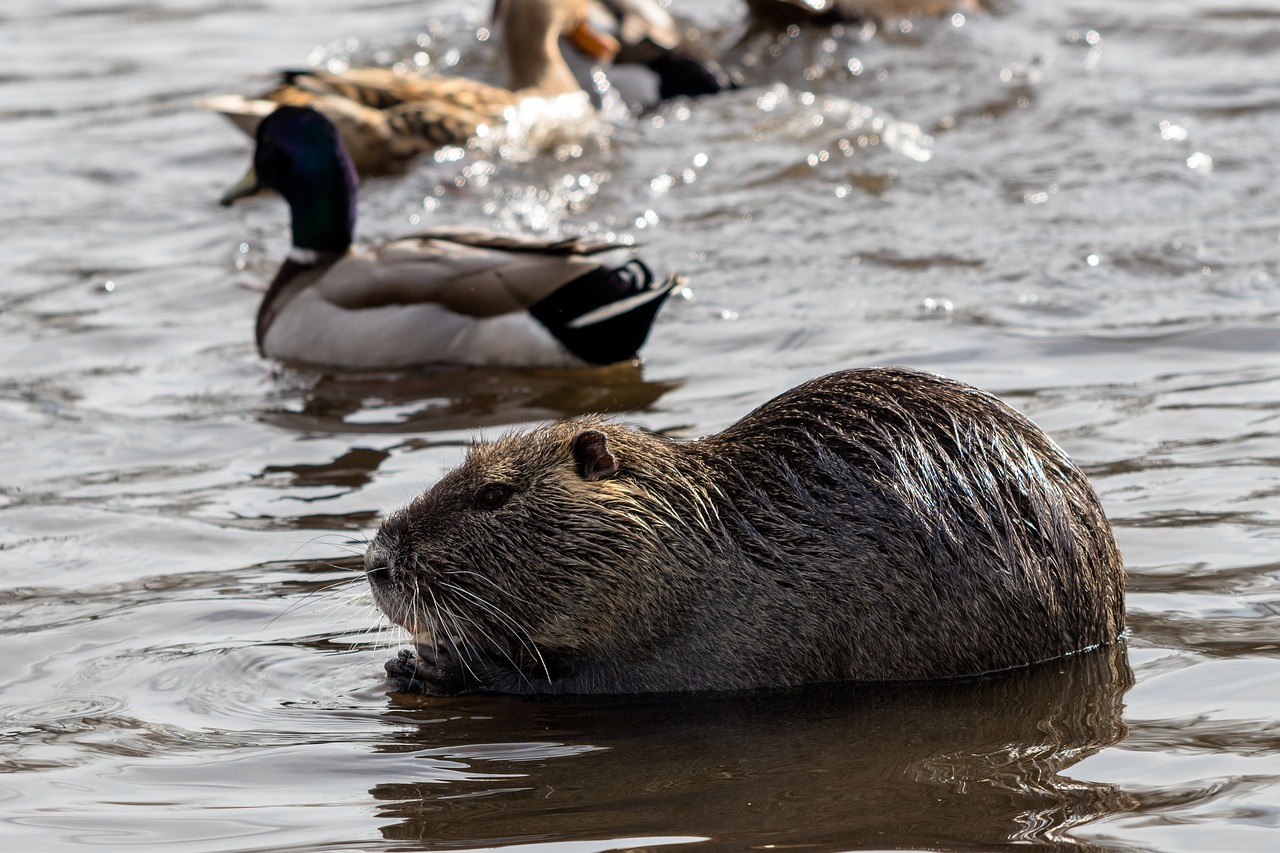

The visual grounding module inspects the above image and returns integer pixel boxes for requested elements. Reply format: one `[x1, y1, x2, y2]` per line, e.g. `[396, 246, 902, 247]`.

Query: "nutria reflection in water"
[368, 644, 1134, 850]
[366, 367, 1124, 695]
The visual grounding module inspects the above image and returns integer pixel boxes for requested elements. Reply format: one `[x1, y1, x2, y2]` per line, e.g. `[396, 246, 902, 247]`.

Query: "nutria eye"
[476, 483, 513, 510]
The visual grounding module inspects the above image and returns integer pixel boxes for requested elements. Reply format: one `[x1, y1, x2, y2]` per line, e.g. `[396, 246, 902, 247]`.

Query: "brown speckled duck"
[202, 0, 619, 176]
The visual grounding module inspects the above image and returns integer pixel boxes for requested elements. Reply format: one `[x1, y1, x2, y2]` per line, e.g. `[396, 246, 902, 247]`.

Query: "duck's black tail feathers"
[530, 259, 683, 365]
[645, 52, 739, 100]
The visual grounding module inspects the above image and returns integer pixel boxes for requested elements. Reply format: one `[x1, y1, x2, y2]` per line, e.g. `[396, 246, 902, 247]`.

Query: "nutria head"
[365, 418, 720, 675]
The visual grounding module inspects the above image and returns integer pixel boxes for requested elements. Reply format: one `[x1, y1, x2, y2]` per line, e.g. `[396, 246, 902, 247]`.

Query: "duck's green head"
[220, 105, 359, 255]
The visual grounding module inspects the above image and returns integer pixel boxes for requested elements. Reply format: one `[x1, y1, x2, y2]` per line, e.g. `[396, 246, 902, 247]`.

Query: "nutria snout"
[366, 367, 1125, 696]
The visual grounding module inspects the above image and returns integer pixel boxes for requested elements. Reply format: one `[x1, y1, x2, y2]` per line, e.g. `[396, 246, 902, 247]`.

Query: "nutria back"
[366, 367, 1124, 695]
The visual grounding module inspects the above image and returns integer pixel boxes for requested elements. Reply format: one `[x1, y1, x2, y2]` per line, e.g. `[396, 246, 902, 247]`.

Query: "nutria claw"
[383, 648, 423, 693]
[384, 646, 471, 696]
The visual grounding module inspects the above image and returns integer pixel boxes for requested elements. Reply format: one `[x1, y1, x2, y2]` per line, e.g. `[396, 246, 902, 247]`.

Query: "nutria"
[365, 367, 1124, 695]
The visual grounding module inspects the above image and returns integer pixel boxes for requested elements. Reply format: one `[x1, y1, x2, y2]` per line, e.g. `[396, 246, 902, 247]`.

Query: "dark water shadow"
[367, 644, 1135, 851]
[260, 361, 683, 435]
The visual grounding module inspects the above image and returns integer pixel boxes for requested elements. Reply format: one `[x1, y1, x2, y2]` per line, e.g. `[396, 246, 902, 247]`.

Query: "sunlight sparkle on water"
[921, 297, 954, 317]
[1187, 152, 1213, 173]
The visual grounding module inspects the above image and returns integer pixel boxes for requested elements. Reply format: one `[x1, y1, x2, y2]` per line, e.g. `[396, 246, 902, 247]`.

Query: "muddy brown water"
[3, 0, 1280, 850]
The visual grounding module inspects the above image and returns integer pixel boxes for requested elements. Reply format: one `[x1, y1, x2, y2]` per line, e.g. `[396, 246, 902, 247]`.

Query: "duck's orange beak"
[566, 19, 620, 62]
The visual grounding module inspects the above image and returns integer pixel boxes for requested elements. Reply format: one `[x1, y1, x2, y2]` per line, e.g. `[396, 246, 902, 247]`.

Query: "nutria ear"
[572, 430, 619, 481]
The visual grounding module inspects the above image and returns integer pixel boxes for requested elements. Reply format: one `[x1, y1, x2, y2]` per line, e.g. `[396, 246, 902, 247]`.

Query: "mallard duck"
[560, 0, 737, 111]
[221, 106, 681, 370]
[202, 0, 620, 176]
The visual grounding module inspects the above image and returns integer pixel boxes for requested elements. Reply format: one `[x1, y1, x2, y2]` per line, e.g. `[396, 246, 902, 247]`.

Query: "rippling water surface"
[3, 0, 1280, 850]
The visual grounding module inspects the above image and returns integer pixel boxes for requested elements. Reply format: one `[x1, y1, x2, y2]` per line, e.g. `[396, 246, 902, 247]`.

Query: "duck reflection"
[262, 361, 681, 435]
[261, 447, 390, 491]
[366, 644, 1134, 850]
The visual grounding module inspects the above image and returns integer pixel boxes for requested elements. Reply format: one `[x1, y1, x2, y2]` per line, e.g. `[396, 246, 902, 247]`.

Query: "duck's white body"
[262, 285, 581, 369]
[255, 229, 677, 370]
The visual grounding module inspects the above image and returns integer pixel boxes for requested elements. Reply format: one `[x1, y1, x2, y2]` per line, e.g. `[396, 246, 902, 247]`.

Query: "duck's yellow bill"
[566, 20, 620, 62]
[219, 164, 262, 206]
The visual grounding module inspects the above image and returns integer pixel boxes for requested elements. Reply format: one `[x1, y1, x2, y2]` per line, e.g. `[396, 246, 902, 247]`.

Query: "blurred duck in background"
[558, 0, 738, 113]
[739, 0, 975, 42]
[202, 0, 618, 176]
[221, 106, 682, 370]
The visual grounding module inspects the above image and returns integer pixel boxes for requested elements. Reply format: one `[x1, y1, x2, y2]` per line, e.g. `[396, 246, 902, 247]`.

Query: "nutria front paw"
[384, 646, 472, 696]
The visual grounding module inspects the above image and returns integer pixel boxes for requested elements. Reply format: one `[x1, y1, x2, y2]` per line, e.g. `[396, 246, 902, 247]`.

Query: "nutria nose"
[365, 511, 409, 587]
[366, 558, 392, 587]
[364, 540, 396, 588]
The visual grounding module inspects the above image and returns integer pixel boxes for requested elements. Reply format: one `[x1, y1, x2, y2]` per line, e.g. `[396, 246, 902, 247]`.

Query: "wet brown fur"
[366, 367, 1125, 695]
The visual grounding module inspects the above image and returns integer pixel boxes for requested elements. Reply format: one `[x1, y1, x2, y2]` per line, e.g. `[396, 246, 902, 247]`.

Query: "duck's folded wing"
[199, 69, 516, 140]
[198, 89, 395, 143]
[287, 68, 516, 114]
[408, 226, 625, 256]
[281, 68, 437, 109]
[316, 236, 614, 317]
[383, 100, 501, 150]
